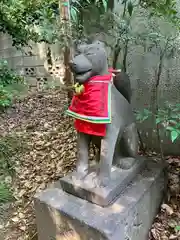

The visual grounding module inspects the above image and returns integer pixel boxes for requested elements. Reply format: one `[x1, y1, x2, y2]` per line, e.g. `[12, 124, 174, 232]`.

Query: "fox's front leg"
[75, 132, 90, 179]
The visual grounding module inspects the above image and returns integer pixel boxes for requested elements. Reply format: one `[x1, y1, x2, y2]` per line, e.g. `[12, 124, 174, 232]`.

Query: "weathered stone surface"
[34, 159, 165, 240]
[60, 156, 146, 206]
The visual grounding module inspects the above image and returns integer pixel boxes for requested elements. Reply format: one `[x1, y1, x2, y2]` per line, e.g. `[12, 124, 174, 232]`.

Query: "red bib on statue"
[66, 72, 113, 136]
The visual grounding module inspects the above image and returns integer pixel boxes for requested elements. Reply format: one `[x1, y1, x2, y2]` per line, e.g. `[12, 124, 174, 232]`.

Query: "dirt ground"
[0, 89, 179, 240]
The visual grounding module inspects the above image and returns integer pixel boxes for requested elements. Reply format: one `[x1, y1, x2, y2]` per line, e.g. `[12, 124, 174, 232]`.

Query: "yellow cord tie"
[73, 83, 85, 95]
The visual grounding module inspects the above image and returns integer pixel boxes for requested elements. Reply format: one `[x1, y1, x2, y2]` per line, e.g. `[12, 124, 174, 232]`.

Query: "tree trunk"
[107, 0, 114, 10]
[64, 46, 73, 103]
[59, 0, 73, 103]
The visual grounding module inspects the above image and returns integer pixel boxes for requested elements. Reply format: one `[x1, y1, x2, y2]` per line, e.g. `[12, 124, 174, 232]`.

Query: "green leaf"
[62, 2, 69, 7]
[166, 126, 176, 131]
[102, 0, 107, 12]
[70, 6, 78, 22]
[156, 118, 162, 124]
[175, 225, 180, 231]
[143, 108, 152, 115]
[171, 130, 178, 142]
[141, 115, 149, 122]
[127, 1, 133, 16]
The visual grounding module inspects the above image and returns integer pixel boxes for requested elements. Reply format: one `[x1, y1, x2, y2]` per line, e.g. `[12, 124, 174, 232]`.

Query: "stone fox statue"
[67, 41, 138, 186]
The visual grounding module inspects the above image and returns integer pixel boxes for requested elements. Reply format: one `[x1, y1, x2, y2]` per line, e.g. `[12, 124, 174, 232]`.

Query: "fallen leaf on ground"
[161, 204, 174, 215]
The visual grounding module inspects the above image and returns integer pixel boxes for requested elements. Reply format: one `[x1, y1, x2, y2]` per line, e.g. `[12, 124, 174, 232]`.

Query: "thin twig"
[137, 129, 147, 154]
[30, 231, 38, 240]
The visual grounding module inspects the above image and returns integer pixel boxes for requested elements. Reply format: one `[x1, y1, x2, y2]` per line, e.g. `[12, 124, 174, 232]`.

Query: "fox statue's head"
[69, 41, 109, 84]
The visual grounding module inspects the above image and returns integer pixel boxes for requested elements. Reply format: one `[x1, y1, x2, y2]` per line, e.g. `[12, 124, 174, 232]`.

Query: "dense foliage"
[139, 0, 180, 25]
[136, 102, 180, 143]
[0, 60, 23, 86]
[0, 60, 24, 109]
[0, 0, 108, 46]
[0, 0, 179, 47]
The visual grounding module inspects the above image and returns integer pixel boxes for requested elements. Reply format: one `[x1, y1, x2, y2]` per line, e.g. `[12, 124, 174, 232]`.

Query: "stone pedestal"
[34, 159, 165, 240]
[60, 157, 145, 207]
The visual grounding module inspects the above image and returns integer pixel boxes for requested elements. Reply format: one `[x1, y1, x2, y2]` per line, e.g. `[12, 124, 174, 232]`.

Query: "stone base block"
[34, 159, 165, 240]
[60, 156, 145, 207]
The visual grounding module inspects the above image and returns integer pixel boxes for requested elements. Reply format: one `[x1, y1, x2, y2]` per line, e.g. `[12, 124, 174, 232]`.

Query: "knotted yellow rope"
[73, 83, 85, 95]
